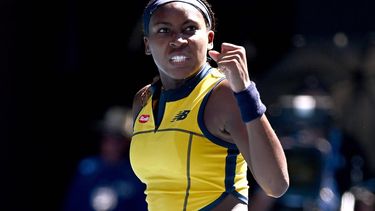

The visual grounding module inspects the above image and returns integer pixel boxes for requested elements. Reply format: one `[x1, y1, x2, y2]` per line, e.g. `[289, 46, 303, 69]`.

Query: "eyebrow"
[152, 19, 200, 27]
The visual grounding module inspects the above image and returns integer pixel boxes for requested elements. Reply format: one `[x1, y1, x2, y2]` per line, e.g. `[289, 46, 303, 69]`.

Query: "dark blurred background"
[2, 0, 375, 210]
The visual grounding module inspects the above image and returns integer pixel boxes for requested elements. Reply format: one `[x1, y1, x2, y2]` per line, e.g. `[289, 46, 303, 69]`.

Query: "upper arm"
[205, 80, 251, 158]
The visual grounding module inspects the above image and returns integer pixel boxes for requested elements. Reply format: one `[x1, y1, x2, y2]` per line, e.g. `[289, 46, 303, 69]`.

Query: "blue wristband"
[233, 82, 266, 123]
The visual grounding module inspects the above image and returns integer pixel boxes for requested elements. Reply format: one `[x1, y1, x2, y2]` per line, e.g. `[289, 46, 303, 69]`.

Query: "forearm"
[246, 115, 289, 198]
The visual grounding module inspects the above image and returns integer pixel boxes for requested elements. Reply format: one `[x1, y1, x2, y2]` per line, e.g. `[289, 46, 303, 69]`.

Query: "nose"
[169, 33, 188, 48]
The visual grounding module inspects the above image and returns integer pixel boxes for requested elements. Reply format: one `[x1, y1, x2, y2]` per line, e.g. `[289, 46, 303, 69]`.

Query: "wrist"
[233, 82, 266, 123]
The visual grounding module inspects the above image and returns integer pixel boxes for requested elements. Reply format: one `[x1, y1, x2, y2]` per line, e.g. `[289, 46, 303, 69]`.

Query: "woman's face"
[144, 2, 214, 82]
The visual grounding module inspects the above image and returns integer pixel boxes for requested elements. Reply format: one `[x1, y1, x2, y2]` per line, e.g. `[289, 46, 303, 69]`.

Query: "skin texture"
[134, 2, 289, 210]
[143, 2, 214, 89]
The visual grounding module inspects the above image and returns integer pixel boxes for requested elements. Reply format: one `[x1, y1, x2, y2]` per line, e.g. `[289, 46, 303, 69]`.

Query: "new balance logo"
[171, 110, 190, 122]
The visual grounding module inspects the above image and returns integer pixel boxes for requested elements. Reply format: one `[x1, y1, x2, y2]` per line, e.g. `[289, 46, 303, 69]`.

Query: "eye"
[185, 25, 197, 33]
[157, 27, 170, 34]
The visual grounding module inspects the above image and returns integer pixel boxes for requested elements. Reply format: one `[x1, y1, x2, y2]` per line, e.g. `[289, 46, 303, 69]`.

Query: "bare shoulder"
[204, 79, 245, 142]
[208, 79, 238, 112]
[132, 84, 152, 117]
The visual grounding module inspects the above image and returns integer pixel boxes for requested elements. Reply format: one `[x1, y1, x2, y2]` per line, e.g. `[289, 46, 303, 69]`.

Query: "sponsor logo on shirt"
[139, 114, 150, 123]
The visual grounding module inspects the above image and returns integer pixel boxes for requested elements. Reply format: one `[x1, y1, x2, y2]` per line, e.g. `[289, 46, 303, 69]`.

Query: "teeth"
[171, 56, 187, 62]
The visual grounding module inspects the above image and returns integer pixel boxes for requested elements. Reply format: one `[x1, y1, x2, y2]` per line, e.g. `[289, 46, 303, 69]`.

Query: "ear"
[144, 37, 151, 55]
[207, 30, 215, 50]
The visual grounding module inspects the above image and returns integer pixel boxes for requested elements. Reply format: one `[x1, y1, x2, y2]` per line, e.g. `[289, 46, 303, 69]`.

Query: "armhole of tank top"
[198, 78, 238, 149]
[132, 86, 154, 136]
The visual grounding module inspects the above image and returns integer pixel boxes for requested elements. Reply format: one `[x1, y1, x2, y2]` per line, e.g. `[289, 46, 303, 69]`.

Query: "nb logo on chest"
[171, 110, 191, 122]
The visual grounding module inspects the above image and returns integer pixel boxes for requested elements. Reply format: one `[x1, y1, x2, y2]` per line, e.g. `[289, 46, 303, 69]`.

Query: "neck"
[160, 63, 207, 90]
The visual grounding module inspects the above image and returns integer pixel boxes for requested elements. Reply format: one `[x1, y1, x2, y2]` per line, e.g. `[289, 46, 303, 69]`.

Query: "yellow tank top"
[130, 64, 248, 211]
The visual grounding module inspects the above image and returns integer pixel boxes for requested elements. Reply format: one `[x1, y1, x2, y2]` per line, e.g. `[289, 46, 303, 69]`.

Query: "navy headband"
[143, 0, 212, 35]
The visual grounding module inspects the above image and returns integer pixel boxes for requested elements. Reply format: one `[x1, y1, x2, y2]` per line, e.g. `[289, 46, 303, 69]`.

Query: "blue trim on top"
[156, 92, 166, 128]
[152, 63, 212, 129]
[199, 192, 228, 211]
[197, 78, 238, 149]
[199, 191, 248, 210]
[159, 63, 212, 101]
[225, 148, 239, 191]
[199, 148, 247, 210]
[232, 190, 248, 204]
[226, 148, 248, 204]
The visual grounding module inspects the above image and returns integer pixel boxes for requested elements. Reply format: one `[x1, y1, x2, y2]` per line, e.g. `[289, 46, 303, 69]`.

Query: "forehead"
[150, 2, 206, 24]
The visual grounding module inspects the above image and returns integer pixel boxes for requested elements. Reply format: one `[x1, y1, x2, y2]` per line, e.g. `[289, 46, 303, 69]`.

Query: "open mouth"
[170, 55, 188, 63]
